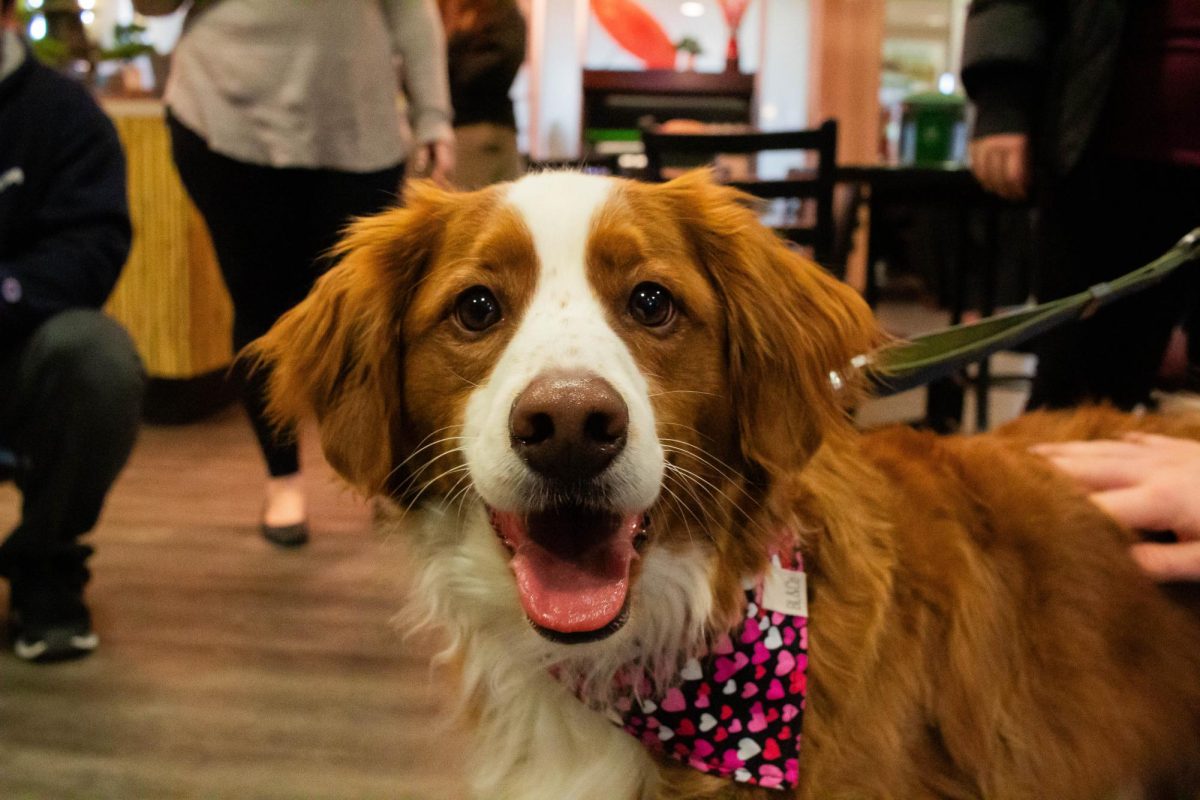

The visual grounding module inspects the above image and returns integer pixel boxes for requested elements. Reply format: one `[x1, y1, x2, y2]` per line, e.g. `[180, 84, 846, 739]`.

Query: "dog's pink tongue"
[494, 511, 641, 634]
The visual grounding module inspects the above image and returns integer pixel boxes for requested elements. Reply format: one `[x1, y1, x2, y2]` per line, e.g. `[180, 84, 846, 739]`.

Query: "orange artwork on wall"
[589, 0, 676, 69]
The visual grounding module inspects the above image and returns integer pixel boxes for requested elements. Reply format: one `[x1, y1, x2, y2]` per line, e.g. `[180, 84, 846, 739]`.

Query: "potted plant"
[675, 36, 702, 71]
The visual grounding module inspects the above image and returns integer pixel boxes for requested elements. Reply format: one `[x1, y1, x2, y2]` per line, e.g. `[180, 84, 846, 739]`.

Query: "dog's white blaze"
[462, 172, 664, 513]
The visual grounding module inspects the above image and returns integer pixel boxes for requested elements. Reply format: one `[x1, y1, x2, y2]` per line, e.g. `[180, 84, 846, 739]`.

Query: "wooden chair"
[639, 120, 839, 267]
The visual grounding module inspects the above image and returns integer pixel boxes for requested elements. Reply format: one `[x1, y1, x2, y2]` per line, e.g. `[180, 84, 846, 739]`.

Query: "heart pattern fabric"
[592, 553, 809, 792]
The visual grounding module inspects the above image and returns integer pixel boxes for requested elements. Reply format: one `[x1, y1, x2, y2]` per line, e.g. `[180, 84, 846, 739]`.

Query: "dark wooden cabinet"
[581, 69, 756, 156]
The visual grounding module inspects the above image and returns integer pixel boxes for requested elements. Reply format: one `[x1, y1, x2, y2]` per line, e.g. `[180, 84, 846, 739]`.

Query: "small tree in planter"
[675, 36, 702, 71]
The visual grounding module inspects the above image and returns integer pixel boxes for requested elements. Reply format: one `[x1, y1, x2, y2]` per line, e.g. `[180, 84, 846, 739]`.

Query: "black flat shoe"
[261, 521, 310, 548]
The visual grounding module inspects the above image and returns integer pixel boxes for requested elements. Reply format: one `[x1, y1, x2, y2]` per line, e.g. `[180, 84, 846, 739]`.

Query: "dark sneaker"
[6, 547, 98, 663]
[261, 520, 310, 548]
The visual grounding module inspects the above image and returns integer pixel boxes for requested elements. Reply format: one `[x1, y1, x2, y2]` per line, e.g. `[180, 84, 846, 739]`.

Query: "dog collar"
[559, 550, 809, 791]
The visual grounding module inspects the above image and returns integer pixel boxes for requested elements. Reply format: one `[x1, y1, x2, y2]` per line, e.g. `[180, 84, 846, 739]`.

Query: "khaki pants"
[453, 122, 522, 190]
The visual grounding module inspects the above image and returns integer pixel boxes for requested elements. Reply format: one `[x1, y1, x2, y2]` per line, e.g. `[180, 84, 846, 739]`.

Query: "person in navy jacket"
[0, 0, 144, 662]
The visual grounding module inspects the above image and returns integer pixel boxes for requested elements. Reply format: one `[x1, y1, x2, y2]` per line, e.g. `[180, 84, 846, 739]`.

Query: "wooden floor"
[0, 408, 469, 800]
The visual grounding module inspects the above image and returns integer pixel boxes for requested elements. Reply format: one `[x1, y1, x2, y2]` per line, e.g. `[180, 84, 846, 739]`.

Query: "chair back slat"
[639, 120, 839, 267]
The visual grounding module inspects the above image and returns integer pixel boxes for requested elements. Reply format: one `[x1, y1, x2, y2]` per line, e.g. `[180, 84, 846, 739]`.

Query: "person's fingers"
[971, 141, 997, 193]
[1003, 143, 1028, 201]
[1043, 454, 1143, 491]
[969, 141, 987, 185]
[1031, 438, 1150, 489]
[1089, 485, 1175, 530]
[411, 146, 430, 175]
[1031, 439, 1145, 459]
[1123, 432, 1200, 456]
[969, 135, 1031, 200]
[984, 145, 1008, 197]
[1129, 541, 1200, 582]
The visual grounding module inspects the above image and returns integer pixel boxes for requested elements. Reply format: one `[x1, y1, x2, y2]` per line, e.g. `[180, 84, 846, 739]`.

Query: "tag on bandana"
[761, 562, 807, 617]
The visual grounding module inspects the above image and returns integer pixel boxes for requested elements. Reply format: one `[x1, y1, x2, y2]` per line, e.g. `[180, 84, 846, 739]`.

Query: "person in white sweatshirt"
[135, 0, 455, 547]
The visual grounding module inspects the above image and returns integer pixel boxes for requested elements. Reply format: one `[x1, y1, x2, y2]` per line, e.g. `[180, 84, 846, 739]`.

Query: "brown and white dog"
[250, 170, 1200, 799]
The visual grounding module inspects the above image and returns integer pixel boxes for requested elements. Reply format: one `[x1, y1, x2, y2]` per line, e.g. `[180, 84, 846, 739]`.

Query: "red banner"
[590, 0, 676, 69]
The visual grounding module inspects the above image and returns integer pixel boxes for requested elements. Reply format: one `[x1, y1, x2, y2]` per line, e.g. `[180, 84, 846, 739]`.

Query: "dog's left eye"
[455, 286, 502, 332]
[628, 282, 675, 327]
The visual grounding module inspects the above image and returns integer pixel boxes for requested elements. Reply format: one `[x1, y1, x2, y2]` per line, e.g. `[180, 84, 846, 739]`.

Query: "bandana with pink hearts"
[563, 551, 808, 791]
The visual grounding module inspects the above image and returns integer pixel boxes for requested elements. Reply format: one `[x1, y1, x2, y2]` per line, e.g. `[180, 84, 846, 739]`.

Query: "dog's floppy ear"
[244, 180, 451, 496]
[659, 170, 883, 477]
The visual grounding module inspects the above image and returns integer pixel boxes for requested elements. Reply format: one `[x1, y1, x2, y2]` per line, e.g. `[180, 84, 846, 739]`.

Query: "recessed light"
[681, 2, 705, 18]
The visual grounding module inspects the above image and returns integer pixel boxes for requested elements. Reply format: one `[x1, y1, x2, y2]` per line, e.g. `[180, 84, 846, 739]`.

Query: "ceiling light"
[681, 2, 705, 18]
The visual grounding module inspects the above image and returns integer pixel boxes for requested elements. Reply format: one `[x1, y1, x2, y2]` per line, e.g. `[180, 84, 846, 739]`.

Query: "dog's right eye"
[628, 282, 675, 328]
[455, 286, 502, 332]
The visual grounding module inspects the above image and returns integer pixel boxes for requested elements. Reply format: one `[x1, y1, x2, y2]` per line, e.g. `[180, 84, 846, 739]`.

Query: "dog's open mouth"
[489, 506, 649, 643]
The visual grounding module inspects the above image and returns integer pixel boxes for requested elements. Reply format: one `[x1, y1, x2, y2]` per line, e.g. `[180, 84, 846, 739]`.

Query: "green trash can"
[900, 92, 967, 166]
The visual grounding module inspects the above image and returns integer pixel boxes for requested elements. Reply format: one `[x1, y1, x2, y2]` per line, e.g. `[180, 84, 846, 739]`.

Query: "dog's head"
[249, 170, 879, 647]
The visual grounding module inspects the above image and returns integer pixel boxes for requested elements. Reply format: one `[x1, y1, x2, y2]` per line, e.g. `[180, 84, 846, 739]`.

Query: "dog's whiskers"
[658, 438, 753, 490]
[393, 446, 470, 496]
[658, 478, 712, 546]
[446, 473, 481, 524]
[656, 420, 720, 447]
[660, 442, 766, 513]
[663, 468, 730, 541]
[384, 427, 470, 484]
[648, 388, 721, 399]
[663, 458, 774, 543]
[400, 463, 472, 518]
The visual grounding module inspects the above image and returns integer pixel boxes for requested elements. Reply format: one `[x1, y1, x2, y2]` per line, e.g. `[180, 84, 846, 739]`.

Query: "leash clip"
[1081, 281, 1113, 320]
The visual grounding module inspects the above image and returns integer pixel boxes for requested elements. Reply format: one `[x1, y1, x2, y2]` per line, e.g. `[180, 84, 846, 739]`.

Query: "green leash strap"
[853, 227, 1200, 397]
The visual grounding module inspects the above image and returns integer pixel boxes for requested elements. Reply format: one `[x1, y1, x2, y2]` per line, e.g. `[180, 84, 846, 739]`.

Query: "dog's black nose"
[510, 371, 629, 482]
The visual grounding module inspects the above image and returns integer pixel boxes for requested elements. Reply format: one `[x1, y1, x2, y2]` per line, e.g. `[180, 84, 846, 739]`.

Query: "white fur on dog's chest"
[401, 501, 716, 799]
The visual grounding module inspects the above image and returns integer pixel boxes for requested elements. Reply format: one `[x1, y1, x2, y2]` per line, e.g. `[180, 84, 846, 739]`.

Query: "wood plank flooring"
[0, 408, 469, 800]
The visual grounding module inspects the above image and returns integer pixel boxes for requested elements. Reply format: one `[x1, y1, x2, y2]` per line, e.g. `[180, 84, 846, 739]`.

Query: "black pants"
[0, 310, 145, 568]
[1028, 156, 1200, 410]
[168, 115, 403, 476]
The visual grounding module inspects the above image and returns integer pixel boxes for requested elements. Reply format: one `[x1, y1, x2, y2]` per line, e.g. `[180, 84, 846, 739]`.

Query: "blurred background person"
[134, 0, 454, 547]
[439, 0, 526, 189]
[962, 0, 1200, 411]
[0, 0, 145, 661]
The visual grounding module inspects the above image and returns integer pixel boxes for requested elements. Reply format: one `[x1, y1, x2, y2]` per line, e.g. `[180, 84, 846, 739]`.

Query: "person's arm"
[960, 0, 1051, 200]
[1033, 434, 1200, 582]
[0, 92, 131, 337]
[383, 0, 455, 184]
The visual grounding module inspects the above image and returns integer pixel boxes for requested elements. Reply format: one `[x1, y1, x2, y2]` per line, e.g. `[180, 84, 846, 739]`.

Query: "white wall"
[525, 0, 587, 160]
[757, 0, 809, 130]
[584, 0, 762, 74]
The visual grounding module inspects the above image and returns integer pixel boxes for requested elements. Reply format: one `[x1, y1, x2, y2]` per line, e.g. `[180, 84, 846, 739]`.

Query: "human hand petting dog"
[969, 133, 1030, 201]
[1034, 434, 1200, 582]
